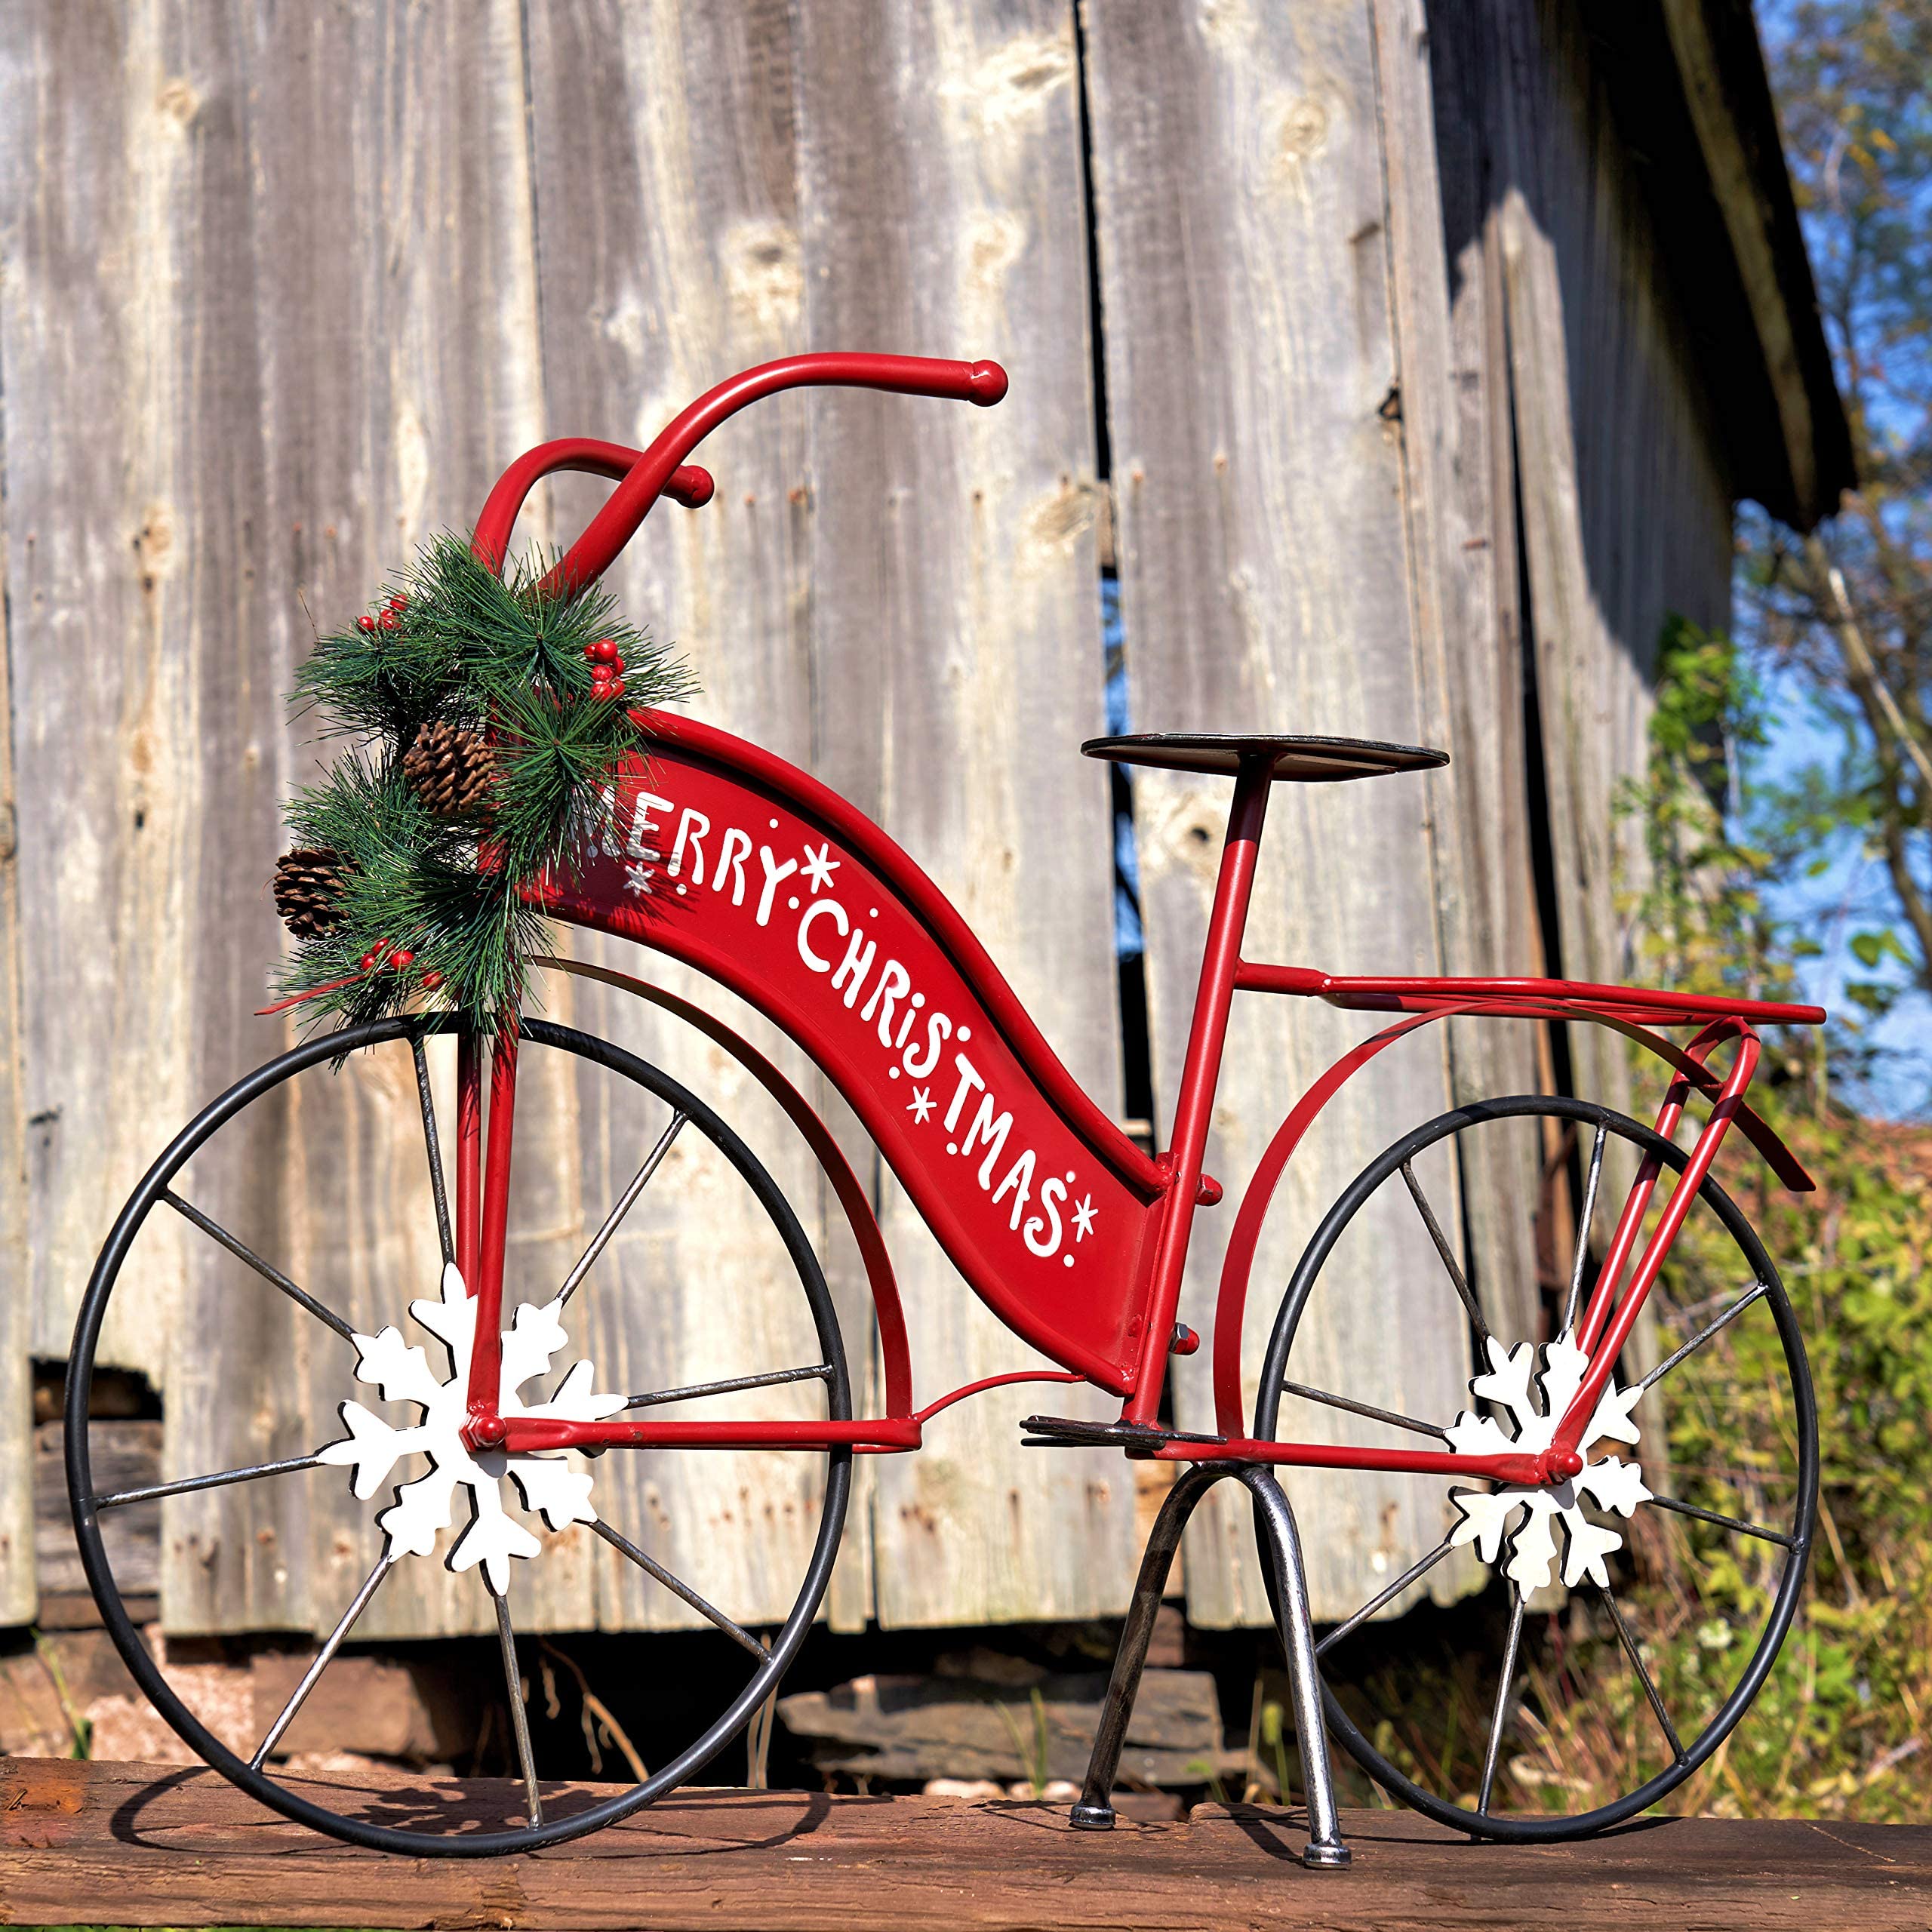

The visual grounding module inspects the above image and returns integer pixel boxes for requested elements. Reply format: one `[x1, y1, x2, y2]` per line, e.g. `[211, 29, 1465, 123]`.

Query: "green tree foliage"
[1610, 632, 1932, 1820]
[1744, 1, 1932, 1015]
[1324, 633, 1928, 1821]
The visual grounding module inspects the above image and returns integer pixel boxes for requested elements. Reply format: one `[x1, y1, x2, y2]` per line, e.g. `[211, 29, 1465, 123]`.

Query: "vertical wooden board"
[237, 0, 558, 1643]
[793, 0, 1140, 1629]
[1082, 0, 1477, 1627]
[0, 442, 34, 1626]
[1373, 0, 1542, 1347]
[3, 0, 214, 1378]
[1489, 0, 1733, 1185]
[522, 0, 866, 1636]
[1422, 2, 1552, 1338]
[0, 0, 299, 1631]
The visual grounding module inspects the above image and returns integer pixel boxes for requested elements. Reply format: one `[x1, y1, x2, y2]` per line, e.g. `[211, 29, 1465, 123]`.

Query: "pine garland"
[272, 534, 694, 1032]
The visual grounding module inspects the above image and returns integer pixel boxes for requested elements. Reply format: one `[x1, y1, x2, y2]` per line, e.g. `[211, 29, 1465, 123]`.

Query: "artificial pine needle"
[272, 534, 694, 1032]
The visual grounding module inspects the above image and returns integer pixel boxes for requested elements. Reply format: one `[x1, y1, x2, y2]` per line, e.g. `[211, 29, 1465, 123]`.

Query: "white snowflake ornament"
[316, 1261, 625, 1593]
[1561, 1514, 1626, 1589]
[1470, 1336, 1538, 1418]
[1448, 1487, 1521, 1565]
[1584, 1376, 1644, 1449]
[1578, 1454, 1651, 1518]
[1505, 1494, 1563, 1593]
[1445, 1325, 1651, 1599]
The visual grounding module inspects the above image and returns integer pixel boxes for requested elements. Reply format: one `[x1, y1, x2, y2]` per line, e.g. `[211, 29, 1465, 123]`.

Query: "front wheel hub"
[463, 1412, 508, 1451]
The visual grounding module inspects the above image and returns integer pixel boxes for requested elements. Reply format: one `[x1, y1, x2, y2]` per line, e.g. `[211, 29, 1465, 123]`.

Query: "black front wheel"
[1255, 1094, 1817, 1840]
[67, 1014, 851, 1855]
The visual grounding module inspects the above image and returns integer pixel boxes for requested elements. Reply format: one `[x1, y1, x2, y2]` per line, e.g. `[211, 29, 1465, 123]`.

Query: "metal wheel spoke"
[558, 1111, 689, 1307]
[1280, 1380, 1450, 1444]
[489, 1583, 543, 1826]
[163, 1191, 355, 1343]
[1478, 1593, 1527, 1814]
[412, 1037, 454, 1268]
[1561, 1124, 1608, 1333]
[1318, 1537, 1457, 1657]
[1398, 1161, 1490, 1345]
[1596, 1582, 1684, 1763]
[590, 1518, 767, 1660]
[1637, 1282, 1770, 1395]
[250, 1554, 394, 1769]
[1646, 1490, 1795, 1548]
[97, 1453, 327, 1511]
[623, 1362, 835, 1412]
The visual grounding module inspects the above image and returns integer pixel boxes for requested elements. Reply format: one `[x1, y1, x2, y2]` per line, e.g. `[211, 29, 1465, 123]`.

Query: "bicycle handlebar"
[471, 352, 1008, 592]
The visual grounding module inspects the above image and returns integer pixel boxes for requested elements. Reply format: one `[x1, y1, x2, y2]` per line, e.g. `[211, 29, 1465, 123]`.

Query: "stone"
[0, 1631, 143, 1757]
[777, 1668, 1229, 1786]
[248, 1652, 477, 1762]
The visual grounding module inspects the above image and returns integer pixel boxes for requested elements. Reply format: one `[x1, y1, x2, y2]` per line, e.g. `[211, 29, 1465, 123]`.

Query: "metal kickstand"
[1070, 1462, 1350, 1870]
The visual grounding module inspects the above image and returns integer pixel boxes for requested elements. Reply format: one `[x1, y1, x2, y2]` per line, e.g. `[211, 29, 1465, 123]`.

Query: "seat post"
[1119, 757, 1272, 1424]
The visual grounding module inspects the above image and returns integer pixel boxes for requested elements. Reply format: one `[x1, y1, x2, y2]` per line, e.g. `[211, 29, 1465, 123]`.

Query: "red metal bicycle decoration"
[67, 352, 1823, 1865]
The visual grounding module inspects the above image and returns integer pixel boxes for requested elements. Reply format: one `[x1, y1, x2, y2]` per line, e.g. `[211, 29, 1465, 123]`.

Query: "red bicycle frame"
[441, 351, 1825, 1500]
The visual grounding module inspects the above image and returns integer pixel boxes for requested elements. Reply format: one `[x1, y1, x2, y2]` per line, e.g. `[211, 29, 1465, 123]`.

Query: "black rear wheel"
[1255, 1095, 1817, 1839]
[67, 1013, 851, 1854]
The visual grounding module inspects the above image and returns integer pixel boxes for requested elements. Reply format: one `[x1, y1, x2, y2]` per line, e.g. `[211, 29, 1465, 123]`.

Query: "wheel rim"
[66, 1014, 851, 1855]
[1254, 1095, 1818, 1839]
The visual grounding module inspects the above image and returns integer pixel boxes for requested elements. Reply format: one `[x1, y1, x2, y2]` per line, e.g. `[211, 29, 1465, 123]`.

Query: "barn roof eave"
[1586, 0, 1856, 532]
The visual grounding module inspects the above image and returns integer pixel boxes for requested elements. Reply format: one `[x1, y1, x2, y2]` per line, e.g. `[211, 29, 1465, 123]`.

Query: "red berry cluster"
[355, 592, 411, 635]
[585, 637, 626, 702]
[357, 938, 440, 991]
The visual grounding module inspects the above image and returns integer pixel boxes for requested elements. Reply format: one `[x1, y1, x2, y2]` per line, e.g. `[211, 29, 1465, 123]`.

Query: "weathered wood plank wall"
[0, 457, 31, 1626]
[514, 0, 1137, 1635]
[0, 0, 1738, 1635]
[0, 0, 1128, 1638]
[2, 0, 286, 1620]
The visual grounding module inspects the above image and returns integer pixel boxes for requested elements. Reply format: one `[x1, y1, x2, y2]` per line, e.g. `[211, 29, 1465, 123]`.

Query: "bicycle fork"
[458, 1021, 518, 1451]
[1549, 1020, 1762, 1466]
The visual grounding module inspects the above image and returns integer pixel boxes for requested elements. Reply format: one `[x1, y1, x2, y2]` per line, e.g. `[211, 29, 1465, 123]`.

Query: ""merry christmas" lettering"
[590, 784, 1096, 1267]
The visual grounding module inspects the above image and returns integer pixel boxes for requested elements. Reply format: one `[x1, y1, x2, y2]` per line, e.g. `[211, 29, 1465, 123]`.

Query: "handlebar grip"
[471, 441, 714, 574]
[664, 463, 716, 508]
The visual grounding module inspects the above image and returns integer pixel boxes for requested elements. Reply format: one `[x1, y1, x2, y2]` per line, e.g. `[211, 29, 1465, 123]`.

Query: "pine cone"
[404, 718, 497, 822]
[273, 846, 348, 937]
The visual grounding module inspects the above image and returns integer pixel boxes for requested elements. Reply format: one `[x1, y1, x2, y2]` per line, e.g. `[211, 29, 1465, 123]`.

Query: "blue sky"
[1752, 669, 1930, 1116]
